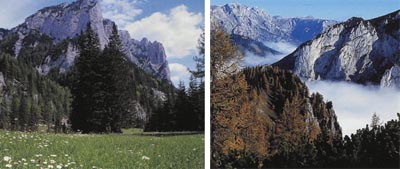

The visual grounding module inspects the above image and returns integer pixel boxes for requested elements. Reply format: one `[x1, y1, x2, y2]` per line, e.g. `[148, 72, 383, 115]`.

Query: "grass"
[0, 130, 204, 168]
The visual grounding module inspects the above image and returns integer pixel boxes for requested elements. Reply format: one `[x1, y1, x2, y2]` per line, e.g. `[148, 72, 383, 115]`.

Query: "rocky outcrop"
[380, 64, 400, 89]
[14, 0, 109, 48]
[4, 0, 170, 81]
[118, 30, 170, 80]
[274, 10, 400, 87]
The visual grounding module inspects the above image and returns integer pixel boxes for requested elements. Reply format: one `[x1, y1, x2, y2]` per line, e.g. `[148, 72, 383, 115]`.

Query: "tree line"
[0, 53, 71, 132]
[145, 31, 205, 132]
[0, 22, 204, 133]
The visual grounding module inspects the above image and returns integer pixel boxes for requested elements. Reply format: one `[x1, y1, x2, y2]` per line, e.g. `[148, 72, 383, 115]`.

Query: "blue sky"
[212, 0, 400, 21]
[0, 0, 204, 87]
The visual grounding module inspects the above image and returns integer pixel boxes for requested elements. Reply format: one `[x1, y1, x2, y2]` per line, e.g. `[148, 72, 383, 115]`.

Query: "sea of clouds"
[306, 80, 400, 136]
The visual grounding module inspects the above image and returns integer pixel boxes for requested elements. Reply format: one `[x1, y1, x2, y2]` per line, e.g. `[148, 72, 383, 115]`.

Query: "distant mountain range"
[211, 3, 337, 58]
[0, 0, 170, 81]
[274, 10, 400, 88]
[212, 3, 400, 88]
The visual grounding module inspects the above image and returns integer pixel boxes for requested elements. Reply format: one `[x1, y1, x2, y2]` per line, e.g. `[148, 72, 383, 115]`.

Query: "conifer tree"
[70, 23, 101, 133]
[101, 23, 133, 133]
[188, 30, 205, 131]
[211, 26, 261, 164]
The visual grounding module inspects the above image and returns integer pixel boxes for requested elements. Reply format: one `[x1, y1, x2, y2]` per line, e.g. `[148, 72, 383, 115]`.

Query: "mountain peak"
[78, 0, 99, 8]
[4, 0, 171, 81]
[274, 10, 399, 87]
[212, 4, 336, 44]
[15, 0, 108, 48]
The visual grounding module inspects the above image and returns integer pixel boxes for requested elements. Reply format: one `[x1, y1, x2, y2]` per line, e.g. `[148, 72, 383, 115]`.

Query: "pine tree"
[188, 30, 205, 131]
[101, 23, 133, 133]
[370, 112, 380, 128]
[175, 81, 190, 131]
[70, 23, 101, 133]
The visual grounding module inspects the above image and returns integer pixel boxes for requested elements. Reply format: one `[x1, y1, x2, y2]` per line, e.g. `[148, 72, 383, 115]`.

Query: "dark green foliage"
[99, 24, 133, 132]
[70, 23, 175, 133]
[0, 32, 18, 55]
[0, 53, 71, 131]
[145, 32, 205, 132]
[70, 23, 102, 133]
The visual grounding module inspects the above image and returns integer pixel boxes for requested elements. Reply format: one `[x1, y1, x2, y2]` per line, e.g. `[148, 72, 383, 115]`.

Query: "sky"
[212, 0, 400, 21]
[0, 0, 204, 87]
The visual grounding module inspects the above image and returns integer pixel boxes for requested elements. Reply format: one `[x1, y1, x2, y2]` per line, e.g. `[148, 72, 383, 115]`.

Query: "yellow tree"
[211, 25, 247, 155]
[211, 26, 272, 167]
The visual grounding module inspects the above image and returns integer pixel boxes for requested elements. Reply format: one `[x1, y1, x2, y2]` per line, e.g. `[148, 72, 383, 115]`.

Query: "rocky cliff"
[274, 10, 400, 87]
[2, 0, 170, 80]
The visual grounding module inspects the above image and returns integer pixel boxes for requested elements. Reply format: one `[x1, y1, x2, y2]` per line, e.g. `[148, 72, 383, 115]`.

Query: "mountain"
[0, 0, 170, 80]
[274, 10, 400, 88]
[211, 3, 337, 45]
[0, 0, 176, 130]
[230, 34, 281, 57]
[381, 64, 400, 88]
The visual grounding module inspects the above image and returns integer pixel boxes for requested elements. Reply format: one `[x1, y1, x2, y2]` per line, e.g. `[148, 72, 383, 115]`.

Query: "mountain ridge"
[211, 3, 337, 44]
[273, 10, 400, 88]
[1, 0, 170, 81]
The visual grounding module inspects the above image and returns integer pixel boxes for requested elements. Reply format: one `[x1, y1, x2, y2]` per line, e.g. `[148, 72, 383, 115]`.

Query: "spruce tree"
[188, 30, 205, 131]
[175, 81, 190, 131]
[101, 23, 133, 133]
[70, 23, 101, 133]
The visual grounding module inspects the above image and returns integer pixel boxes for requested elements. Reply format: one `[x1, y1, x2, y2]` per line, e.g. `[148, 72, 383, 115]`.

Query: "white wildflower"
[5, 164, 12, 168]
[3, 156, 11, 162]
[141, 156, 150, 160]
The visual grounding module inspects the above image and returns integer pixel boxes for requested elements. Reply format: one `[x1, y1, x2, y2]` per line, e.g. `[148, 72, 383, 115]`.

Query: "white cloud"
[100, 0, 143, 27]
[169, 63, 191, 87]
[125, 5, 203, 58]
[306, 80, 400, 136]
[242, 41, 297, 67]
[264, 41, 297, 54]
[242, 52, 286, 67]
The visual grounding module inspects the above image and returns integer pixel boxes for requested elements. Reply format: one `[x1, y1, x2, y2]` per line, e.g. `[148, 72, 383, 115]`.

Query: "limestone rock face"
[274, 10, 400, 87]
[15, 0, 108, 48]
[7, 0, 170, 81]
[381, 65, 400, 89]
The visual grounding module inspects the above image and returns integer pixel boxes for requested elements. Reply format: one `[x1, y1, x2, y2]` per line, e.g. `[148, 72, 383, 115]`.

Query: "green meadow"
[0, 130, 204, 169]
